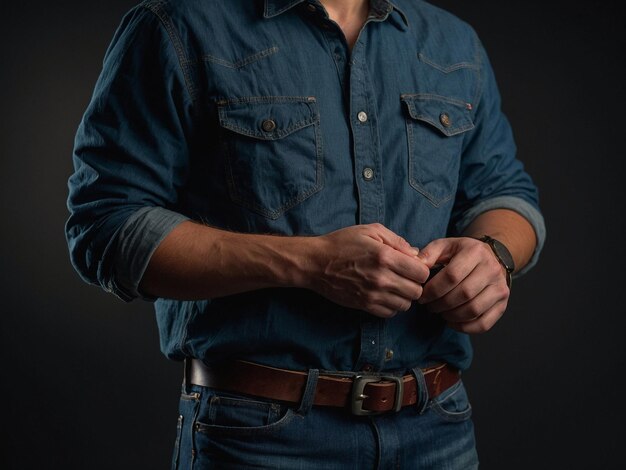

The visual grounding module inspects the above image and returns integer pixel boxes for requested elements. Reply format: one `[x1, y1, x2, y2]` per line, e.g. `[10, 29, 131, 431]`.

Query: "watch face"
[491, 238, 515, 272]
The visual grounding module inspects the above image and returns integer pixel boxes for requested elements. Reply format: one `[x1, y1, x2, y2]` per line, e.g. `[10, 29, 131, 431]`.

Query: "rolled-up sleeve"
[454, 195, 546, 276]
[65, 4, 194, 301]
[449, 34, 546, 276]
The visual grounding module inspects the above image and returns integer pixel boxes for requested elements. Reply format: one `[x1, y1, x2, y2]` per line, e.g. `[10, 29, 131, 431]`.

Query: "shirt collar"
[263, 0, 409, 30]
[263, 0, 306, 18]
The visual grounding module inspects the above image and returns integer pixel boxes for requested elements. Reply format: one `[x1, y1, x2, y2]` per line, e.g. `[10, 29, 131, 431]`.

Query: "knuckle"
[473, 242, 489, 258]
[376, 248, 390, 267]
[497, 284, 510, 299]
[443, 268, 462, 285]
[468, 316, 491, 334]
[370, 273, 386, 289]
[413, 285, 423, 299]
[465, 302, 482, 319]
[488, 258, 503, 274]
[459, 283, 474, 300]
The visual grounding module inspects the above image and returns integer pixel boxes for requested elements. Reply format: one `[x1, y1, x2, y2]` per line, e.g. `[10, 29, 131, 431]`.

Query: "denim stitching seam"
[145, 1, 198, 101]
[418, 53, 479, 73]
[201, 47, 279, 69]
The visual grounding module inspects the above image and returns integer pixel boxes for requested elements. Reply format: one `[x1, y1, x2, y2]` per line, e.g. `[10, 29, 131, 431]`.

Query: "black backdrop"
[2, 1, 624, 468]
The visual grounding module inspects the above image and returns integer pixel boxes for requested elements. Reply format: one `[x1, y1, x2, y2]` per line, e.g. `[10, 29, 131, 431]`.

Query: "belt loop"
[411, 366, 429, 414]
[182, 357, 192, 393]
[296, 368, 319, 416]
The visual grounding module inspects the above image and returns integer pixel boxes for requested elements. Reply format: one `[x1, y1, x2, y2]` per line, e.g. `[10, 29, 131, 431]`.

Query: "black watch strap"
[475, 235, 514, 289]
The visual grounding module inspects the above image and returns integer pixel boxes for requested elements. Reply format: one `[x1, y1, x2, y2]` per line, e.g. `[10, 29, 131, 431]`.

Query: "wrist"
[288, 235, 327, 290]
[255, 234, 325, 290]
[474, 235, 515, 288]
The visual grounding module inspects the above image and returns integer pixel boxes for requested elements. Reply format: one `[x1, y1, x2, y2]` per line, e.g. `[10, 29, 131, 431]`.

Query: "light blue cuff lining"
[113, 206, 190, 300]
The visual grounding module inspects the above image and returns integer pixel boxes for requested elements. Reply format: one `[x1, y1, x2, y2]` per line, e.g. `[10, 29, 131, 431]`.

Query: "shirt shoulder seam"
[141, 0, 198, 103]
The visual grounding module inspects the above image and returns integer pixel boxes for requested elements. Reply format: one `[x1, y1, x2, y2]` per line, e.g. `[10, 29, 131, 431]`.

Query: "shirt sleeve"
[449, 34, 546, 276]
[65, 4, 194, 301]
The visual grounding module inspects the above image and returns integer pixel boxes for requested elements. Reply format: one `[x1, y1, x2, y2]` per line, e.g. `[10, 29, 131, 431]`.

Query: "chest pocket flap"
[401, 94, 474, 136]
[218, 97, 318, 140]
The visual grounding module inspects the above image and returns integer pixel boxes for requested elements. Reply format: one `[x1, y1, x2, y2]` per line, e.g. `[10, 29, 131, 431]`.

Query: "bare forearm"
[138, 221, 430, 317]
[139, 221, 319, 299]
[461, 209, 537, 273]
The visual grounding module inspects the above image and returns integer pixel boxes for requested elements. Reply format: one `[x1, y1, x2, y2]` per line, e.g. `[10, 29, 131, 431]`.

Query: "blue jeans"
[171, 368, 479, 469]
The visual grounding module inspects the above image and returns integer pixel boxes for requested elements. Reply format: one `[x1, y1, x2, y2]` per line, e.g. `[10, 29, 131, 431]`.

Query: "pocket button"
[261, 119, 276, 132]
[439, 113, 451, 128]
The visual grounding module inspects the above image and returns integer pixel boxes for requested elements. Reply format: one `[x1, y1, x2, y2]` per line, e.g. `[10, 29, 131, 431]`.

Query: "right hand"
[308, 224, 430, 318]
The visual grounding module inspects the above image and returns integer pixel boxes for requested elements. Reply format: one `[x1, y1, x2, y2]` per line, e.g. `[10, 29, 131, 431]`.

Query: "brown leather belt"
[187, 359, 460, 416]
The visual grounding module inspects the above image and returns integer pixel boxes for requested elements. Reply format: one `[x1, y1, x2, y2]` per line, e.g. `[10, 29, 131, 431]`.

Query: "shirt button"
[363, 364, 373, 372]
[363, 167, 374, 181]
[306, 3, 316, 12]
[439, 112, 452, 128]
[385, 349, 394, 361]
[261, 119, 276, 132]
[357, 111, 368, 123]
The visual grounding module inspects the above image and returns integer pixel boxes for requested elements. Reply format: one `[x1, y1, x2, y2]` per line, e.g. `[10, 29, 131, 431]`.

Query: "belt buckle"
[350, 374, 404, 416]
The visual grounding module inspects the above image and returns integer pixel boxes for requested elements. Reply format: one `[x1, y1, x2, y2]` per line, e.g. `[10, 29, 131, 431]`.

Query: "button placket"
[348, 35, 384, 225]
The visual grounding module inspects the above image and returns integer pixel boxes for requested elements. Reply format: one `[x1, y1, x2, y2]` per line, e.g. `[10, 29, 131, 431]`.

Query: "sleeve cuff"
[454, 195, 546, 277]
[111, 206, 190, 301]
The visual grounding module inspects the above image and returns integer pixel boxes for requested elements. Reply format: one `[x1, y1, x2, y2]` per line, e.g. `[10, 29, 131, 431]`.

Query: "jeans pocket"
[429, 380, 473, 423]
[401, 94, 474, 207]
[195, 392, 297, 437]
[188, 389, 300, 468]
[218, 96, 324, 219]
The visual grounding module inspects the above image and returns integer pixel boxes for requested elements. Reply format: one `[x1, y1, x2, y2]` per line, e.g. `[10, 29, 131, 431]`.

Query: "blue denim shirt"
[66, 0, 545, 372]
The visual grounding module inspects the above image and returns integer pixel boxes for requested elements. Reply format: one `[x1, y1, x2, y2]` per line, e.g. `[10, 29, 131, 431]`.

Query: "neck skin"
[319, 0, 369, 22]
[319, 0, 370, 50]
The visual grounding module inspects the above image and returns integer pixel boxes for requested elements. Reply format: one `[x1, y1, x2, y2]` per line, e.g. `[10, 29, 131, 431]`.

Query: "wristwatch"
[476, 235, 515, 289]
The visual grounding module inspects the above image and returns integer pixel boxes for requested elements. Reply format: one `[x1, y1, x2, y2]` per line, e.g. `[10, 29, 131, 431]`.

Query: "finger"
[446, 298, 508, 334]
[419, 253, 477, 304]
[364, 292, 413, 318]
[366, 304, 398, 318]
[426, 264, 488, 313]
[361, 281, 419, 310]
[380, 292, 415, 313]
[367, 223, 420, 258]
[384, 276, 424, 302]
[383, 248, 430, 284]
[437, 283, 508, 323]
[417, 237, 462, 268]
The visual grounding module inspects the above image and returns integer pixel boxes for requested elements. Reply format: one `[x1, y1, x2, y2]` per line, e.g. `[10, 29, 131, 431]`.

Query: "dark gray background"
[2, 1, 624, 468]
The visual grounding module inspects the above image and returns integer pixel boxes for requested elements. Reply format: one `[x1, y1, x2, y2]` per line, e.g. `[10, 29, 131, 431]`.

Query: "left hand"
[417, 237, 511, 334]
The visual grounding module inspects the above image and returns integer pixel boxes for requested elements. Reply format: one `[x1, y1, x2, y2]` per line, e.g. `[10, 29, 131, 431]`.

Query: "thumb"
[417, 238, 459, 267]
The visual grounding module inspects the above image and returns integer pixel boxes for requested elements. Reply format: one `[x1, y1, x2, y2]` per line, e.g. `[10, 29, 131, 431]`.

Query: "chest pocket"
[401, 94, 474, 207]
[217, 97, 323, 219]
